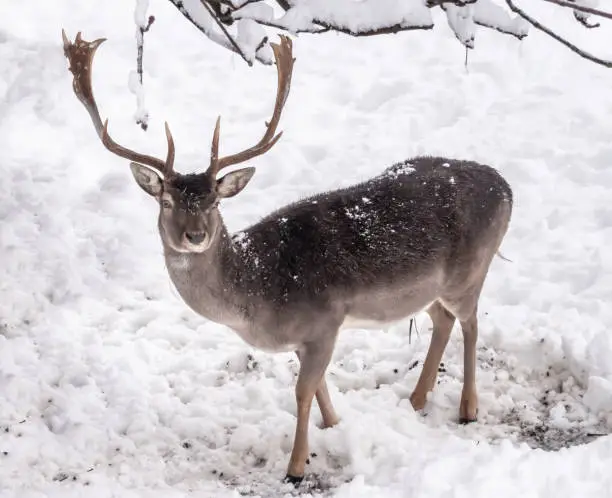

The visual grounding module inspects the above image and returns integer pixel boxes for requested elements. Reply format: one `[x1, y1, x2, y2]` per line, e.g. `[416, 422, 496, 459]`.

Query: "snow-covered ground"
[2, 1, 612, 497]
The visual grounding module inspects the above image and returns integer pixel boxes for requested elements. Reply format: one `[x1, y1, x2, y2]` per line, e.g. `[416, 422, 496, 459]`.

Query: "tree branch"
[136, 15, 155, 87]
[473, 17, 528, 39]
[506, 0, 612, 68]
[167, 0, 271, 65]
[311, 20, 433, 37]
[273, 0, 291, 11]
[234, 12, 433, 37]
[232, 15, 329, 34]
[426, 0, 477, 6]
[200, 0, 252, 65]
[134, 3, 155, 131]
[573, 9, 600, 29]
[539, 0, 612, 21]
[164, 0, 612, 69]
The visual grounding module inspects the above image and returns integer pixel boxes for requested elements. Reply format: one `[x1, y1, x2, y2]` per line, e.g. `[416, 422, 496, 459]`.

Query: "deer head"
[62, 30, 294, 253]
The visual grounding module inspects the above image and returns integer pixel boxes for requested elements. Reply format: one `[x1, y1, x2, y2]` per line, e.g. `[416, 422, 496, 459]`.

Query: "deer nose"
[185, 231, 206, 245]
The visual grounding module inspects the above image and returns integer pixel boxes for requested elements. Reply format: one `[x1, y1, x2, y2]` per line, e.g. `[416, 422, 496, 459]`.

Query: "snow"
[233, 0, 529, 51]
[227, 0, 530, 52]
[236, 18, 268, 64]
[1, 1, 612, 497]
[473, 0, 529, 39]
[128, 70, 149, 129]
[386, 162, 415, 178]
[444, 3, 476, 49]
[134, 0, 151, 27]
[132, 0, 151, 128]
[172, 0, 271, 65]
[572, 0, 601, 27]
[278, 0, 433, 33]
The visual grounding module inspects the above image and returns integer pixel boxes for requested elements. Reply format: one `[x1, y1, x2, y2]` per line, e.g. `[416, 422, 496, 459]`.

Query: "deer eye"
[161, 199, 172, 209]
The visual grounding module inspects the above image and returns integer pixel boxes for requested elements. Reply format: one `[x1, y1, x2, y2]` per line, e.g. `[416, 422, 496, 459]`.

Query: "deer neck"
[161, 223, 249, 330]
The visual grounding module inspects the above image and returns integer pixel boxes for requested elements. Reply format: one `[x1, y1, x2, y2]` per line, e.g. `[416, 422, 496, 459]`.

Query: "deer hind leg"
[287, 339, 337, 484]
[296, 351, 339, 429]
[445, 284, 484, 423]
[458, 309, 479, 423]
[315, 376, 339, 428]
[410, 301, 456, 411]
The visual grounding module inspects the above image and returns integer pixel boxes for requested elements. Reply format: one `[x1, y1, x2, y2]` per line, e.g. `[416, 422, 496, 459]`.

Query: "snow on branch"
[167, 0, 272, 65]
[130, 0, 611, 131]
[472, 0, 529, 39]
[542, 0, 611, 23]
[569, 0, 601, 29]
[163, 0, 611, 67]
[133, 0, 155, 130]
[506, 0, 612, 68]
[444, 3, 477, 48]
[270, 0, 434, 35]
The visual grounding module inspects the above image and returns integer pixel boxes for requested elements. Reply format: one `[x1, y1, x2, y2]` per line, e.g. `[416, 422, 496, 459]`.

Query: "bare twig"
[135, 14, 155, 130]
[426, 0, 477, 6]
[273, 0, 291, 11]
[213, 0, 263, 8]
[573, 10, 600, 28]
[540, 0, 612, 21]
[136, 15, 155, 86]
[236, 0, 263, 8]
[167, 0, 271, 65]
[506, 0, 612, 68]
[201, 0, 252, 66]
[255, 35, 269, 53]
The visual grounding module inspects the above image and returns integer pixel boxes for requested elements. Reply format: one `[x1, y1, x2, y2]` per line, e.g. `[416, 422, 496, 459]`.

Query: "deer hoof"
[458, 416, 477, 425]
[409, 391, 427, 412]
[319, 415, 340, 429]
[459, 394, 478, 423]
[284, 474, 304, 486]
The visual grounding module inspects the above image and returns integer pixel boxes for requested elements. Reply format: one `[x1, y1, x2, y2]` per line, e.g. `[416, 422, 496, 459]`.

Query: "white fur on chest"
[341, 303, 432, 331]
[341, 315, 403, 330]
[233, 325, 299, 353]
[167, 254, 191, 272]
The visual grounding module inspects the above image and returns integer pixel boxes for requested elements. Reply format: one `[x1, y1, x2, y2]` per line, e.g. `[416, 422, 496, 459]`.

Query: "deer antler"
[62, 29, 175, 178]
[206, 35, 295, 179]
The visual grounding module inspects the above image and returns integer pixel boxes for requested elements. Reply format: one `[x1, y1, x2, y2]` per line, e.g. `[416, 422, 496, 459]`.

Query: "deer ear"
[130, 162, 164, 197]
[216, 167, 255, 198]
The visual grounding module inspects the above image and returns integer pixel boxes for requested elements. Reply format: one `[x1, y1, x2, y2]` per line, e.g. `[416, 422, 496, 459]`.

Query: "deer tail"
[496, 250, 513, 263]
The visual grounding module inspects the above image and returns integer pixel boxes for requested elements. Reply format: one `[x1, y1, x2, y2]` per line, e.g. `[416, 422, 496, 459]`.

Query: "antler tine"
[206, 35, 295, 179]
[62, 29, 175, 178]
[210, 116, 221, 171]
[164, 122, 176, 169]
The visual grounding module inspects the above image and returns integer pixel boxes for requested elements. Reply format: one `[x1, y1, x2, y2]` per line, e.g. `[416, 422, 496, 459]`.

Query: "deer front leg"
[286, 339, 336, 484]
[410, 302, 455, 411]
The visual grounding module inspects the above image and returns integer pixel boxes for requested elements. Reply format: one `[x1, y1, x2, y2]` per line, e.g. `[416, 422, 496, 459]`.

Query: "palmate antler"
[62, 30, 294, 181]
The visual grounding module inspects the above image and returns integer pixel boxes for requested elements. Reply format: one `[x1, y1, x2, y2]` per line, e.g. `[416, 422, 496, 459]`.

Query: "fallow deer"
[62, 30, 513, 483]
